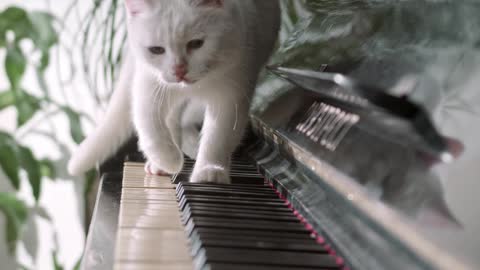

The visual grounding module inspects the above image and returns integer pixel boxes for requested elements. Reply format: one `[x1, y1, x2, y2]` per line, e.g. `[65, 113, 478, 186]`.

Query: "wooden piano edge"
[81, 136, 140, 270]
[82, 172, 123, 270]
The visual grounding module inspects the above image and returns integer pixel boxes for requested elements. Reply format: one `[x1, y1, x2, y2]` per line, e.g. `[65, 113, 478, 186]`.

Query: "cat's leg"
[190, 94, 249, 184]
[132, 73, 183, 175]
[180, 101, 205, 159]
[181, 124, 201, 160]
[68, 54, 134, 175]
[166, 99, 187, 150]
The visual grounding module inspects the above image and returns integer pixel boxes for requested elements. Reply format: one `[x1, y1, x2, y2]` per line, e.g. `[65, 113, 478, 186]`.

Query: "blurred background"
[0, 0, 479, 269]
[0, 1, 125, 269]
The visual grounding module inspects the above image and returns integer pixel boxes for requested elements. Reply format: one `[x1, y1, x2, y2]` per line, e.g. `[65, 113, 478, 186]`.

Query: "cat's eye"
[148, 46, 165, 55]
[187, 39, 204, 50]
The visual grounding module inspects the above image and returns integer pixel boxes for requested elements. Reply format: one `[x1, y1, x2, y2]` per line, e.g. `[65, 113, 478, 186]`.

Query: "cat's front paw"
[144, 161, 170, 176]
[145, 149, 183, 175]
[190, 165, 231, 184]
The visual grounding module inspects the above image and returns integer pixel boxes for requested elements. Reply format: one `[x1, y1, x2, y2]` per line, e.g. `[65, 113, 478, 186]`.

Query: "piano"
[79, 65, 473, 270]
[79, 2, 479, 270]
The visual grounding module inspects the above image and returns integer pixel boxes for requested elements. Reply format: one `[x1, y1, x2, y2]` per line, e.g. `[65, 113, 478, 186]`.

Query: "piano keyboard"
[114, 156, 346, 270]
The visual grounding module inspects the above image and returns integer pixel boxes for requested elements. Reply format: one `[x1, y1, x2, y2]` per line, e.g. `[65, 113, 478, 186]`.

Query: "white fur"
[67, 55, 134, 175]
[68, 0, 280, 183]
[180, 100, 204, 159]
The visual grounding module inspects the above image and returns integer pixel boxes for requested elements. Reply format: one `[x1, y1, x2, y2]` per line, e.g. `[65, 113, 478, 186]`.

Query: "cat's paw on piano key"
[144, 161, 170, 176]
[190, 165, 231, 184]
[144, 153, 183, 175]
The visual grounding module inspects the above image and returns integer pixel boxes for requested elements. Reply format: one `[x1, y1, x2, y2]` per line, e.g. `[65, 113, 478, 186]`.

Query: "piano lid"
[267, 66, 452, 162]
[252, 1, 480, 268]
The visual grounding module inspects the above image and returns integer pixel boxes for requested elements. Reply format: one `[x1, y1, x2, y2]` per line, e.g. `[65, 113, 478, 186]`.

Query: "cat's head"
[125, 0, 237, 86]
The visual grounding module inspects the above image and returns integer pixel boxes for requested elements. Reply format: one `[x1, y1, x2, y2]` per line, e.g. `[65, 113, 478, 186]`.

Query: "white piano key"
[115, 162, 193, 270]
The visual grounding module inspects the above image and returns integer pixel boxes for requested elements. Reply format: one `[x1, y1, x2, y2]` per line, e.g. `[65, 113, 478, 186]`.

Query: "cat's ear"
[125, 0, 151, 16]
[190, 0, 224, 8]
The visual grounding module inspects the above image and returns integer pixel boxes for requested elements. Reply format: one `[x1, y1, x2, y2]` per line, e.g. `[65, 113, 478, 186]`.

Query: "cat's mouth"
[158, 74, 198, 86]
[178, 77, 197, 85]
[174, 78, 198, 88]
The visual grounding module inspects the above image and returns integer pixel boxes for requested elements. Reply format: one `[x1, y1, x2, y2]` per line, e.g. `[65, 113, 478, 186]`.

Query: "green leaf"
[73, 255, 82, 270]
[52, 250, 64, 270]
[0, 132, 20, 190]
[39, 159, 56, 179]
[33, 206, 52, 222]
[18, 146, 42, 202]
[39, 52, 50, 72]
[0, 89, 41, 126]
[15, 90, 41, 126]
[84, 169, 97, 197]
[0, 193, 28, 254]
[5, 45, 26, 90]
[18, 264, 31, 270]
[64, 108, 85, 144]
[0, 7, 31, 46]
[28, 12, 58, 53]
[0, 90, 15, 110]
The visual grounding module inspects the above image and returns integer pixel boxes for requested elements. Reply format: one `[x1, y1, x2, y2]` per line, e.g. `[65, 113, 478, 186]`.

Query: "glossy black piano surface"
[84, 1, 480, 270]
[253, 1, 480, 269]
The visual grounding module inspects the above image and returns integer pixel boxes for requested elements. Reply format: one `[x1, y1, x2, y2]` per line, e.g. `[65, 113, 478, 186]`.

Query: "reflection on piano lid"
[249, 66, 471, 269]
[267, 66, 452, 163]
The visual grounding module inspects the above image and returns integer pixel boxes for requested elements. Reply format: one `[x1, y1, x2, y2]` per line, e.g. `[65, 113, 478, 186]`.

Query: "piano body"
[80, 2, 479, 270]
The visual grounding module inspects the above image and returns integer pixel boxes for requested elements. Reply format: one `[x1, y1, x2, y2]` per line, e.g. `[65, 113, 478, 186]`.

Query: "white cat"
[68, 0, 281, 184]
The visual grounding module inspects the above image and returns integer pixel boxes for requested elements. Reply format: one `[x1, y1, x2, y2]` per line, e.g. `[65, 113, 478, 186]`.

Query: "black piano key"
[189, 233, 327, 259]
[185, 203, 293, 214]
[176, 182, 275, 192]
[182, 197, 285, 206]
[185, 217, 309, 234]
[176, 172, 260, 178]
[182, 209, 300, 224]
[185, 205, 296, 217]
[192, 233, 323, 248]
[181, 163, 257, 168]
[173, 173, 264, 185]
[183, 160, 255, 166]
[181, 163, 259, 170]
[179, 196, 286, 211]
[179, 182, 270, 190]
[197, 247, 340, 269]
[192, 228, 316, 241]
[177, 186, 276, 197]
[180, 165, 260, 172]
[180, 171, 262, 177]
[179, 182, 272, 191]
[197, 238, 327, 253]
[195, 233, 320, 245]
[178, 187, 279, 199]
[181, 194, 283, 203]
[205, 263, 336, 270]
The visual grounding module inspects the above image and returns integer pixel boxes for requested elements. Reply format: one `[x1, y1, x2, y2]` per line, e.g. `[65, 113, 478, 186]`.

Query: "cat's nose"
[174, 64, 187, 80]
